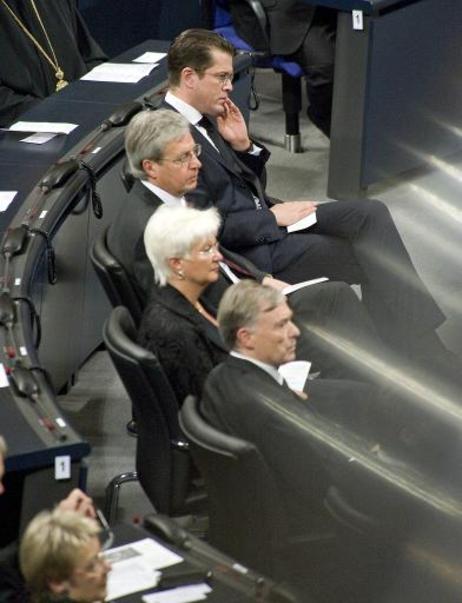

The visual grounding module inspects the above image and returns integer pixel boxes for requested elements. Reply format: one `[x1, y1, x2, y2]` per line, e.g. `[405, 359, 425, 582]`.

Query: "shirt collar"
[141, 180, 186, 207]
[230, 351, 284, 385]
[165, 91, 203, 126]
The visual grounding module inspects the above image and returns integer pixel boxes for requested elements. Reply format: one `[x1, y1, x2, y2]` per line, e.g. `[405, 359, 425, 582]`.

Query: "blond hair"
[20, 508, 100, 597]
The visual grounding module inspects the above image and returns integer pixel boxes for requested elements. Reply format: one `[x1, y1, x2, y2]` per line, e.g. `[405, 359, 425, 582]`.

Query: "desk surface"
[0, 40, 170, 237]
[112, 521, 286, 603]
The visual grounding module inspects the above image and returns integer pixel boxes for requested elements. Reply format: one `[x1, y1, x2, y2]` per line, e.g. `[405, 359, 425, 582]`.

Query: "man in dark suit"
[163, 29, 450, 364]
[228, 0, 336, 135]
[201, 280, 424, 525]
[108, 107, 397, 381]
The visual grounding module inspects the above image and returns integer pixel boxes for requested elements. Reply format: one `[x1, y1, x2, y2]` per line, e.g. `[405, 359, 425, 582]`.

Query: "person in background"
[0, 436, 97, 601]
[229, 0, 336, 136]
[19, 509, 111, 603]
[0, 0, 106, 126]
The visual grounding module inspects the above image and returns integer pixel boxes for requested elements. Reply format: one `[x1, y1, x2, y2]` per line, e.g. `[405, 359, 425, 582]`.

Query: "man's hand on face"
[270, 201, 318, 227]
[216, 99, 252, 152]
[57, 488, 96, 518]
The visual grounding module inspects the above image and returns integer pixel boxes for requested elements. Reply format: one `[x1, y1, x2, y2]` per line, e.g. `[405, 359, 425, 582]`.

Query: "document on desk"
[142, 583, 212, 603]
[81, 62, 155, 83]
[20, 132, 58, 145]
[0, 191, 17, 211]
[133, 51, 167, 63]
[9, 121, 78, 134]
[282, 277, 328, 296]
[104, 538, 183, 600]
[279, 361, 311, 392]
[287, 211, 317, 233]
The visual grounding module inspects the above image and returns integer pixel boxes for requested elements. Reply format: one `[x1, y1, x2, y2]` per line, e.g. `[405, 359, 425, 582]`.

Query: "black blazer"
[137, 285, 228, 405]
[201, 356, 331, 522]
[162, 100, 310, 275]
[107, 178, 268, 305]
[201, 355, 418, 526]
[229, 0, 315, 56]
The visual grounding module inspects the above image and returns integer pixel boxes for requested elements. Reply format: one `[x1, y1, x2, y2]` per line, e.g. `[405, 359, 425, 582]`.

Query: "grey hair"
[125, 109, 191, 180]
[144, 204, 221, 286]
[218, 280, 285, 349]
[0, 435, 6, 456]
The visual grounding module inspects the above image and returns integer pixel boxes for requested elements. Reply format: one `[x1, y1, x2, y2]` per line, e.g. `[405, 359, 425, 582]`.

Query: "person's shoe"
[126, 419, 138, 437]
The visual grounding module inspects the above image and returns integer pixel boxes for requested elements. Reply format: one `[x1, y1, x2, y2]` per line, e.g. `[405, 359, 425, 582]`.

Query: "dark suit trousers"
[276, 199, 445, 355]
[289, 7, 336, 135]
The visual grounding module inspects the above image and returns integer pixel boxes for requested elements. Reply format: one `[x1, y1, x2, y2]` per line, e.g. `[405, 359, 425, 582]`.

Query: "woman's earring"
[177, 270, 185, 280]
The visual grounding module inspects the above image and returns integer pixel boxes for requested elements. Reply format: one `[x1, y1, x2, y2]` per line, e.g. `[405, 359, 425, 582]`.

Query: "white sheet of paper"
[104, 538, 183, 600]
[106, 559, 160, 600]
[287, 211, 317, 233]
[9, 121, 78, 134]
[0, 363, 9, 388]
[282, 277, 328, 296]
[0, 191, 17, 211]
[279, 361, 311, 392]
[133, 51, 166, 63]
[142, 583, 212, 603]
[81, 62, 154, 83]
[20, 132, 57, 145]
[105, 538, 183, 571]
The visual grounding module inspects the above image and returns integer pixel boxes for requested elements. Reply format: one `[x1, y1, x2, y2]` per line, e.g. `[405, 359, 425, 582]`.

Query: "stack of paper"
[81, 62, 155, 83]
[104, 538, 183, 600]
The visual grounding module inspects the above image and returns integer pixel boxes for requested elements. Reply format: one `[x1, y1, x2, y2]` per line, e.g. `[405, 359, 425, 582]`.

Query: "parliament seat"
[179, 395, 335, 587]
[90, 226, 144, 326]
[103, 307, 205, 516]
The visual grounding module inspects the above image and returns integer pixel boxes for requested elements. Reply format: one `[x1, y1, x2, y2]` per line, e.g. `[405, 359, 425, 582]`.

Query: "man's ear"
[142, 158, 158, 182]
[236, 326, 254, 351]
[181, 66, 198, 90]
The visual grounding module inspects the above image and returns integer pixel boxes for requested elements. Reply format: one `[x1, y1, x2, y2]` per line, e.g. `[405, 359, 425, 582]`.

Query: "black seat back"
[104, 306, 190, 513]
[180, 396, 290, 576]
[91, 226, 144, 326]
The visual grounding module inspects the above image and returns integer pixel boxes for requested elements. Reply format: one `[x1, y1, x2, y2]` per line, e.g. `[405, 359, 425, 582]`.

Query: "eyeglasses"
[197, 242, 220, 256]
[160, 143, 202, 166]
[183, 241, 220, 261]
[205, 72, 234, 85]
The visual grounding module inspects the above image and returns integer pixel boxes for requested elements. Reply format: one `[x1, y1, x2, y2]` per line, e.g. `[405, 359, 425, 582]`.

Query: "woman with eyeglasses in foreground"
[19, 509, 111, 603]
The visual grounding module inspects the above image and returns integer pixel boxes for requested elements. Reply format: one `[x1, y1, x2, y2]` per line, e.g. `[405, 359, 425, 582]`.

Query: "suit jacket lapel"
[162, 97, 266, 203]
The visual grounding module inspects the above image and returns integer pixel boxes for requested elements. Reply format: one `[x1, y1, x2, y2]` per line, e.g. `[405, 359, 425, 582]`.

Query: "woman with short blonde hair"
[19, 508, 110, 602]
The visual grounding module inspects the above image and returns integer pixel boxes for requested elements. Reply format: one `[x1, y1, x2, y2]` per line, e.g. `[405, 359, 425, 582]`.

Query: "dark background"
[77, 0, 203, 57]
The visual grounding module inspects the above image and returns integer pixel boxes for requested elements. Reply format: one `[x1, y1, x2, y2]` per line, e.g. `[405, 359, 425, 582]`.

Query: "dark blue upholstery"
[213, 0, 305, 78]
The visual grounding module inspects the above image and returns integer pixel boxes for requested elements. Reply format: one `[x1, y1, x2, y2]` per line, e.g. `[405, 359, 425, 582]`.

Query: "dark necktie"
[197, 116, 236, 163]
[197, 116, 266, 209]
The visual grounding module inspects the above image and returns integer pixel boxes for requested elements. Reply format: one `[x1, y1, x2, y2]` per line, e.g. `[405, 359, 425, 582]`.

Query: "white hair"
[144, 204, 221, 286]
